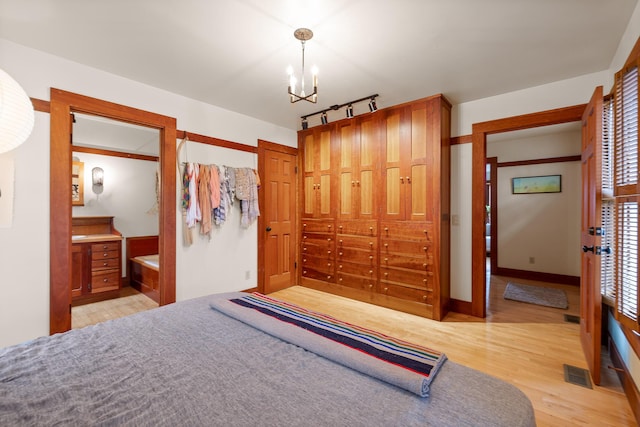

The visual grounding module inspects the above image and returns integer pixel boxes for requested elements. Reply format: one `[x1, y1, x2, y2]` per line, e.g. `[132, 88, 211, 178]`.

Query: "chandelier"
[287, 28, 318, 103]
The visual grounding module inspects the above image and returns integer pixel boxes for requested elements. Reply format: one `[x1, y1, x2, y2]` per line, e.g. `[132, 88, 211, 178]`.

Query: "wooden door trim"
[257, 139, 298, 294]
[50, 88, 176, 334]
[470, 104, 586, 317]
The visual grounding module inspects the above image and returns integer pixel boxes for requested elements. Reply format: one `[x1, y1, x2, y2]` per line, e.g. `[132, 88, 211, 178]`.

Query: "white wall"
[0, 38, 296, 348]
[71, 152, 160, 274]
[488, 130, 581, 277]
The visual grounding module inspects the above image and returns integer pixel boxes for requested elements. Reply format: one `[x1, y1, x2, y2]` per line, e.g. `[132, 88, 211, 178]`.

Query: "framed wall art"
[72, 161, 84, 205]
[511, 174, 561, 194]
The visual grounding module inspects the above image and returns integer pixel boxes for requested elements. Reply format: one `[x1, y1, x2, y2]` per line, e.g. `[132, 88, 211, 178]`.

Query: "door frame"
[257, 139, 298, 293]
[470, 104, 586, 317]
[49, 88, 177, 334]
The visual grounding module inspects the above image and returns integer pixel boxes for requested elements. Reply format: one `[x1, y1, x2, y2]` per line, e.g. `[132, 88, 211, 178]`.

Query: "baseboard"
[496, 267, 580, 286]
[242, 286, 259, 293]
[449, 298, 473, 315]
[609, 335, 640, 424]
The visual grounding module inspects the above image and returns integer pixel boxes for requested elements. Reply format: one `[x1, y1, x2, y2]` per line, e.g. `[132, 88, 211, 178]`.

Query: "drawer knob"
[423, 246, 427, 251]
[339, 252, 343, 256]
[369, 242, 373, 247]
[423, 263, 427, 268]
[368, 284, 373, 289]
[406, 176, 411, 183]
[384, 272, 389, 277]
[327, 275, 331, 279]
[303, 223, 307, 228]
[303, 258, 307, 263]
[369, 255, 373, 260]
[423, 279, 427, 283]
[339, 265, 343, 269]
[327, 224, 331, 229]
[103, 278, 108, 282]
[339, 278, 343, 282]
[384, 243, 388, 248]
[384, 258, 388, 262]
[327, 263, 331, 267]
[384, 227, 389, 232]
[339, 239, 343, 244]
[369, 226, 373, 231]
[369, 270, 373, 275]
[327, 250, 331, 254]
[327, 238, 331, 242]
[103, 253, 108, 257]
[303, 270, 308, 274]
[423, 295, 427, 301]
[103, 262, 108, 266]
[384, 287, 388, 293]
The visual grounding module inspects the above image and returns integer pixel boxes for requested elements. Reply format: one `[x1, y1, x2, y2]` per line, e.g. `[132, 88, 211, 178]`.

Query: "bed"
[0, 292, 536, 426]
[126, 235, 159, 303]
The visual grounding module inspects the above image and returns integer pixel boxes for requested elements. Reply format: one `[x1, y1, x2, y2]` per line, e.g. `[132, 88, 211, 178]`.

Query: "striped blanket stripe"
[230, 293, 445, 379]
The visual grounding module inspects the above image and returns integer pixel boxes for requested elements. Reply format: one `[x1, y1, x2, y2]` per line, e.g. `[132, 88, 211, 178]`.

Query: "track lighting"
[368, 98, 378, 112]
[299, 94, 379, 129]
[346, 104, 354, 118]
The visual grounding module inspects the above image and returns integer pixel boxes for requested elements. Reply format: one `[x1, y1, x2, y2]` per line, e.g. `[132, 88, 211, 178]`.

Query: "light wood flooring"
[71, 287, 158, 329]
[271, 277, 635, 427]
[70, 273, 635, 426]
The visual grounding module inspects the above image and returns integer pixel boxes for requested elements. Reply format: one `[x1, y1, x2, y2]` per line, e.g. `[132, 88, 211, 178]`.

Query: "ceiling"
[0, 0, 636, 131]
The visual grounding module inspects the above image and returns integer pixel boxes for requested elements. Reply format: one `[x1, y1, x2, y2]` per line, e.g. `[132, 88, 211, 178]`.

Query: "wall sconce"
[92, 167, 104, 195]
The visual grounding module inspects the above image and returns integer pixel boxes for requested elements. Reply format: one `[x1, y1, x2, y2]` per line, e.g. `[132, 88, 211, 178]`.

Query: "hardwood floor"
[71, 286, 158, 329]
[270, 273, 635, 427]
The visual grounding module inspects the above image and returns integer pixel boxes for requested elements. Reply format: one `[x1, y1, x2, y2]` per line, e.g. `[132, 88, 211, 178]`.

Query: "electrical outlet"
[451, 214, 460, 226]
[529, 257, 535, 264]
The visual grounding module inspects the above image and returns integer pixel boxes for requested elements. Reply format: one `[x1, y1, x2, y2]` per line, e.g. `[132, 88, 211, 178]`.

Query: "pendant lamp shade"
[0, 69, 34, 154]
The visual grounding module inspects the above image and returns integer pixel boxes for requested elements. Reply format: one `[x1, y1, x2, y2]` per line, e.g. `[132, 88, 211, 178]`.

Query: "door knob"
[266, 227, 272, 232]
[582, 245, 594, 253]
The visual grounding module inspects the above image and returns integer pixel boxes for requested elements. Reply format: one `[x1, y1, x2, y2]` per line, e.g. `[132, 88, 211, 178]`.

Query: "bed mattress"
[0, 292, 536, 426]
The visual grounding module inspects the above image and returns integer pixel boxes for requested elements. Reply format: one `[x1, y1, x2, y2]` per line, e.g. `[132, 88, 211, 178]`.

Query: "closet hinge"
[295, 166, 298, 174]
[294, 261, 297, 269]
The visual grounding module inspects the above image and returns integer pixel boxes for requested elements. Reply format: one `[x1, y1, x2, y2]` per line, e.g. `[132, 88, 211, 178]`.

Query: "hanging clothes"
[186, 162, 201, 228]
[198, 164, 212, 236]
[209, 164, 220, 209]
[235, 167, 260, 227]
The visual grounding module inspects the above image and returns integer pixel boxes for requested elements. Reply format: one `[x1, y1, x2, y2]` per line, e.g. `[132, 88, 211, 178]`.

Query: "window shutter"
[616, 198, 639, 328]
[614, 66, 638, 193]
[601, 200, 616, 300]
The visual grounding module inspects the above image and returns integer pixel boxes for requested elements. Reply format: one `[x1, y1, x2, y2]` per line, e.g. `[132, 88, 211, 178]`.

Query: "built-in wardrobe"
[298, 94, 451, 320]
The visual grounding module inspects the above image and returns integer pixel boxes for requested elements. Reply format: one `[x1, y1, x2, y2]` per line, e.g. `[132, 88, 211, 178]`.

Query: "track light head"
[368, 98, 378, 112]
[320, 112, 328, 125]
[346, 104, 354, 118]
[301, 117, 308, 130]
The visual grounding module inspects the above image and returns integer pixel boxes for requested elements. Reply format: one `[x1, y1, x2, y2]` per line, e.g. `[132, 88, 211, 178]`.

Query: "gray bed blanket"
[0, 292, 536, 426]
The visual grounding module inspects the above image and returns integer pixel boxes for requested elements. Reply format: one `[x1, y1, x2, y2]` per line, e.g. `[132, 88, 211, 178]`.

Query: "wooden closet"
[298, 94, 451, 320]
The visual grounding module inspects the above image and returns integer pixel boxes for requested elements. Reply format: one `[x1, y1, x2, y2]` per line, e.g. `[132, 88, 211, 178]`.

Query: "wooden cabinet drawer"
[301, 268, 334, 282]
[380, 221, 432, 241]
[381, 253, 433, 270]
[90, 270, 120, 293]
[337, 220, 377, 236]
[302, 233, 335, 247]
[337, 247, 377, 264]
[91, 241, 120, 253]
[302, 242, 335, 258]
[381, 238, 430, 255]
[91, 249, 119, 261]
[380, 266, 434, 289]
[337, 235, 376, 251]
[337, 260, 376, 277]
[337, 273, 376, 291]
[302, 220, 335, 233]
[91, 258, 120, 270]
[302, 255, 335, 273]
[380, 282, 433, 305]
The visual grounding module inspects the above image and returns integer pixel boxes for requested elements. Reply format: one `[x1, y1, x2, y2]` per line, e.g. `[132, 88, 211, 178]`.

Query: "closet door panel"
[360, 170, 373, 216]
[386, 168, 401, 215]
[320, 174, 331, 215]
[340, 172, 353, 216]
[411, 164, 427, 217]
[304, 177, 315, 215]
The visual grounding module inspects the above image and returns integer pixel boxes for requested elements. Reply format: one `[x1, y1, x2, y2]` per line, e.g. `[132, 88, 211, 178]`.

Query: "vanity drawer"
[91, 258, 120, 270]
[90, 271, 120, 293]
[91, 241, 120, 253]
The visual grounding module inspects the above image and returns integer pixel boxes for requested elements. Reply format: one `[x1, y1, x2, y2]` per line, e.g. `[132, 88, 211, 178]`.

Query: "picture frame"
[511, 174, 561, 194]
[72, 161, 84, 205]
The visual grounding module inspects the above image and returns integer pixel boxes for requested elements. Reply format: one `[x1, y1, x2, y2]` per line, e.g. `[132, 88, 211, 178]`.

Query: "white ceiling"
[0, 0, 636, 131]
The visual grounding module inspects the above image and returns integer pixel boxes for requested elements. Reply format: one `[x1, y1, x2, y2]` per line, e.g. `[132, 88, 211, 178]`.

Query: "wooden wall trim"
[177, 130, 257, 154]
[497, 155, 581, 168]
[31, 97, 50, 113]
[449, 298, 472, 315]
[72, 145, 159, 162]
[451, 134, 472, 145]
[495, 267, 580, 286]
